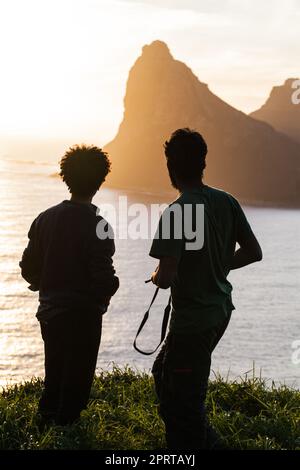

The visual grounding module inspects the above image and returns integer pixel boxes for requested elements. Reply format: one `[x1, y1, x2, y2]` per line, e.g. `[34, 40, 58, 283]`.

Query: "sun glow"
[0, 0, 299, 146]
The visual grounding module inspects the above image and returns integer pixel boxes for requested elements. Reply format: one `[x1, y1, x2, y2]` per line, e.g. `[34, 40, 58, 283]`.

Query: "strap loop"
[133, 288, 171, 355]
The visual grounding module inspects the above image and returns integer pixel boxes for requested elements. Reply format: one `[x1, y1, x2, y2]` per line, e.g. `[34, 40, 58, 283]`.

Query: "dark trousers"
[39, 310, 102, 425]
[152, 315, 231, 449]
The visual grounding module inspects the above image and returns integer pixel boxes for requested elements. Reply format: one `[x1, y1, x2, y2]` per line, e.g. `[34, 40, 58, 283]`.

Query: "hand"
[28, 284, 39, 292]
[151, 271, 159, 286]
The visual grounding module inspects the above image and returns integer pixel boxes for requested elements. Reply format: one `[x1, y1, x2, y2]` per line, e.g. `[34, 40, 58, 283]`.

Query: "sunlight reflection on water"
[0, 159, 299, 389]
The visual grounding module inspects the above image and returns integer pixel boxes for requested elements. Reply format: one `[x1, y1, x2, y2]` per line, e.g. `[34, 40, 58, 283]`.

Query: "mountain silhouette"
[250, 78, 300, 144]
[105, 41, 300, 206]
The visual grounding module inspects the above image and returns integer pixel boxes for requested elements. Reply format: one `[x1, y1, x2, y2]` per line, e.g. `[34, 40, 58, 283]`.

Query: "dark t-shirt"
[149, 185, 253, 332]
[20, 200, 119, 320]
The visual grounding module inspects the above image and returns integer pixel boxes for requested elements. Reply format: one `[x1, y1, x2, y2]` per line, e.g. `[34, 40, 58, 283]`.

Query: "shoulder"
[35, 202, 109, 229]
[35, 202, 66, 220]
[203, 185, 241, 208]
[204, 184, 232, 199]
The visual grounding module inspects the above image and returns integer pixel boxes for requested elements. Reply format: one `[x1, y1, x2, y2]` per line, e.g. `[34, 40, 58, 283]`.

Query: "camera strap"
[133, 287, 171, 355]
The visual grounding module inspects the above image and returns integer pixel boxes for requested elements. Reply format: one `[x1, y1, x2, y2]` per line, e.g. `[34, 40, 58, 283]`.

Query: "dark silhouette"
[105, 40, 300, 207]
[149, 128, 263, 449]
[20, 145, 119, 426]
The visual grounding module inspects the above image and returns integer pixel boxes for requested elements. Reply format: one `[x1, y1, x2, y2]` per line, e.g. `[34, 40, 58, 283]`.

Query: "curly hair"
[164, 128, 207, 190]
[59, 144, 111, 197]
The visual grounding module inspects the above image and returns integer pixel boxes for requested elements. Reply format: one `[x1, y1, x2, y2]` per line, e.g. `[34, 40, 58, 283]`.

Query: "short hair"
[164, 128, 207, 189]
[59, 144, 111, 197]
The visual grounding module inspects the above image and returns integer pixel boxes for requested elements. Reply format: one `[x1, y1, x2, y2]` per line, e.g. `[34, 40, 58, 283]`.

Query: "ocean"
[0, 158, 299, 389]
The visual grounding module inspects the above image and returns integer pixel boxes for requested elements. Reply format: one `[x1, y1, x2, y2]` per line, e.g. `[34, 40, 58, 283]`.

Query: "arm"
[19, 219, 41, 290]
[151, 256, 179, 289]
[231, 232, 262, 270]
[87, 221, 119, 308]
[230, 199, 263, 270]
[149, 204, 184, 288]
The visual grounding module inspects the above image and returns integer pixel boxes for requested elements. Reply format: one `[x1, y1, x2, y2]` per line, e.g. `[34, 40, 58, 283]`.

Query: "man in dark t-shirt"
[20, 145, 119, 426]
[150, 128, 262, 449]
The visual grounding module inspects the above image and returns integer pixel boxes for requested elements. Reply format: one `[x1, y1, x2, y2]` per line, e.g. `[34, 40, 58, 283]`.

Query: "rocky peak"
[250, 78, 300, 143]
[141, 40, 173, 60]
[105, 43, 300, 206]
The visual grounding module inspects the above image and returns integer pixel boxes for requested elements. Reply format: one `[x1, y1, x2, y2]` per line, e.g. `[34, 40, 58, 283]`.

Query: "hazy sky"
[0, 0, 299, 146]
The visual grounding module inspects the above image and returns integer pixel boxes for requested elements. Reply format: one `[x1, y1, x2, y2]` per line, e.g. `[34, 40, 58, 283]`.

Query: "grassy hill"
[0, 367, 299, 450]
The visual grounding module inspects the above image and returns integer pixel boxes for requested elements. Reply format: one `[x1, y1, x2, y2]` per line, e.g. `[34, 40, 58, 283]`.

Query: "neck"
[178, 180, 204, 193]
[70, 194, 93, 205]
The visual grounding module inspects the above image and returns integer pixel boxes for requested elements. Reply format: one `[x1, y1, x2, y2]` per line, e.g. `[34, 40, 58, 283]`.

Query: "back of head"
[164, 128, 207, 190]
[59, 144, 111, 198]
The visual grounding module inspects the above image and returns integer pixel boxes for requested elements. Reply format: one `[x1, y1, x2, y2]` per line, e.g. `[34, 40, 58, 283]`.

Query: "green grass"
[0, 367, 299, 450]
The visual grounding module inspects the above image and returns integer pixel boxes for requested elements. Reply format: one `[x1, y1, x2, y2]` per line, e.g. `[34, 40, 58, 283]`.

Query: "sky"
[0, 0, 299, 148]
